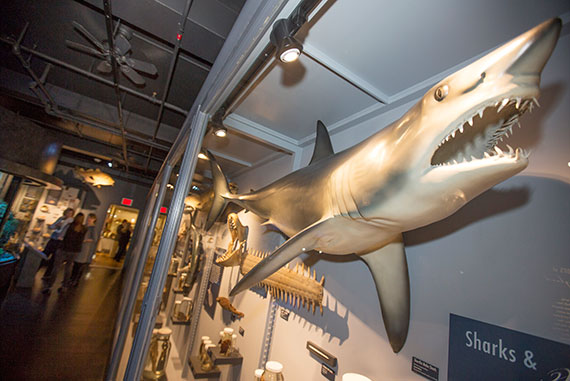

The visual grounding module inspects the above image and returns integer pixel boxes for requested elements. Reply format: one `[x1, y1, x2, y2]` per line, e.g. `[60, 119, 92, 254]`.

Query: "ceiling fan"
[66, 21, 158, 86]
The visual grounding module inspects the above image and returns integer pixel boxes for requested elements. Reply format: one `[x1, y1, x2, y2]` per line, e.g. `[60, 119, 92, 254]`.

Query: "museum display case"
[104, 2, 570, 381]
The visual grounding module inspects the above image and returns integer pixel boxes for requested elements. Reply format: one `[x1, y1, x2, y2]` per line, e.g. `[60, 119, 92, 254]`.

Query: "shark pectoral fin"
[360, 234, 410, 353]
[230, 219, 330, 296]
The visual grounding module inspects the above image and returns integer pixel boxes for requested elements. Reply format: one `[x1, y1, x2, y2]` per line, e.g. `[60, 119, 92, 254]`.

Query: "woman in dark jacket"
[41, 213, 87, 294]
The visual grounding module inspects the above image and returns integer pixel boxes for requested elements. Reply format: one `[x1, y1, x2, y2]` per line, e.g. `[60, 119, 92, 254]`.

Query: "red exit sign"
[121, 198, 133, 206]
[160, 206, 168, 214]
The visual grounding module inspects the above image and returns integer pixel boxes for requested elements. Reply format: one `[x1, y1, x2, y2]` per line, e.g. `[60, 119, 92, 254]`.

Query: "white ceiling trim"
[230, 150, 287, 179]
[303, 42, 391, 104]
[225, 113, 302, 153]
[207, 148, 252, 167]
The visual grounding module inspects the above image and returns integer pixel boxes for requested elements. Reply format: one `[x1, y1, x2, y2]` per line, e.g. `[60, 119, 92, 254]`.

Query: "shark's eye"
[434, 85, 449, 101]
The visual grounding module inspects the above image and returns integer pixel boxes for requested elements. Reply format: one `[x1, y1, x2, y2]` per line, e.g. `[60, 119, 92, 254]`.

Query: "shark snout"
[507, 18, 561, 77]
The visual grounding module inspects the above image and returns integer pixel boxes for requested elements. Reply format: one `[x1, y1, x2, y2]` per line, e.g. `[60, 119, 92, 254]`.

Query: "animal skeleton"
[216, 213, 324, 313]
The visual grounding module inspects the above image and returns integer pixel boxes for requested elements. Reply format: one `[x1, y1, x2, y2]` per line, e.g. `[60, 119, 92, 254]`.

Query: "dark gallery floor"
[0, 266, 122, 380]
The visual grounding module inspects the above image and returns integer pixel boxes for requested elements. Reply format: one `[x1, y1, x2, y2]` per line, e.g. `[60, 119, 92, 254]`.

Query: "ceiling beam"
[303, 42, 390, 104]
[132, 32, 211, 72]
[224, 113, 301, 154]
[145, 0, 195, 172]
[103, 0, 130, 171]
[207, 149, 252, 167]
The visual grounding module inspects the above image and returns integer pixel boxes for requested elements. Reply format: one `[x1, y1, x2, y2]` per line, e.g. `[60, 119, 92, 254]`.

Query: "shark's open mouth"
[431, 96, 538, 166]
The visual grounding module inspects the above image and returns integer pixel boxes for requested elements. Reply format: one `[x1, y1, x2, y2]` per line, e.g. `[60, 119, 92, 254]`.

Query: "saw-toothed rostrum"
[216, 213, 324, 314]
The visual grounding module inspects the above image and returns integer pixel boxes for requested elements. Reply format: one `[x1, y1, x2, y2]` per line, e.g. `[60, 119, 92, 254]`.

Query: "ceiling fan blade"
[120, 65, 145, 86]
[72, 21, 106, 52]
[114, 35, 131, 56]
[125, 57, 157, 75]
[66, 40, 106, 59]
[96, 60, 113, 74]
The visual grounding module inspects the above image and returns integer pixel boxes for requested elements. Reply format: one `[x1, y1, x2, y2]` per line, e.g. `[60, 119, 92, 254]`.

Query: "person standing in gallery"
[42, 207, 74, 279]
[113, 219, 131, 262]
[69, 213, 97, 287]
[42, 213, 86, 294]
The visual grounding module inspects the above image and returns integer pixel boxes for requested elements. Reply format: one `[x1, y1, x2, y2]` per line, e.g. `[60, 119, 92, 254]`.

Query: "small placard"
[412, 357, 439, 381]
[321, 363, 336, 381]
[280, 308, 290, 321]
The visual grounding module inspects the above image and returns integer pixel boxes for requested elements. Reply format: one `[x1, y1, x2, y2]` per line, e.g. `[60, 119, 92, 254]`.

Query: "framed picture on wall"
[45, 189, 62, 205]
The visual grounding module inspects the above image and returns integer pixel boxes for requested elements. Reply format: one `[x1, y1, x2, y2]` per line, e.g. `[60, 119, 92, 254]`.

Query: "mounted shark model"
[206, 19, 561, 353]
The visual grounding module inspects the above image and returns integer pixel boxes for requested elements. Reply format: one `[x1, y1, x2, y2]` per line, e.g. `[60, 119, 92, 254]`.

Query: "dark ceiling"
[0, 0, 247, 183]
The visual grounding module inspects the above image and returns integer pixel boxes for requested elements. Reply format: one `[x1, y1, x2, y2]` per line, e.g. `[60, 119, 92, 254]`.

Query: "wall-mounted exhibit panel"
[111, 2, 570, 380]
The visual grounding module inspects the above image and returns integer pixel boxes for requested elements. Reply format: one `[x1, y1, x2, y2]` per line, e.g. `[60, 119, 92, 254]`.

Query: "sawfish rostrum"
[206, 19, 561, 353]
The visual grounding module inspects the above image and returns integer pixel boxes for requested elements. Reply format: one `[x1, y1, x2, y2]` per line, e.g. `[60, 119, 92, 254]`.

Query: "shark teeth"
[433, 95, 538, 166]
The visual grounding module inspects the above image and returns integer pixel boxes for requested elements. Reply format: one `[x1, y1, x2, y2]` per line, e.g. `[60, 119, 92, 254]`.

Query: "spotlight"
[214, 126, 227, 138]
[278, 36, 302, 63]
[270, 18, 304, 63]
[107, 161, 113, 168]
[198, 153, 208, 160]
[210, 113, 228, 138]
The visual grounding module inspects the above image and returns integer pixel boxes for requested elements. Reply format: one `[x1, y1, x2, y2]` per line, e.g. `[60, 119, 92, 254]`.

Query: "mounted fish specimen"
[216, 213, 324, 313]
[74, 167, 115, 188]
[216, 296, 245, 318]
[205, 19, 562, 353]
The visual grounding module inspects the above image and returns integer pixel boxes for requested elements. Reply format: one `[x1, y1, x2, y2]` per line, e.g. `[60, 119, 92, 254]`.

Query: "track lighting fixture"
[214, 126, 227, 138]
[211, 112, 227, 138]
[270, 18, 303, 63]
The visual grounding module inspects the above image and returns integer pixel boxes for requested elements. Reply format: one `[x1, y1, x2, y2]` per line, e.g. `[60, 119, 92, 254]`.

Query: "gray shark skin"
[206, 18, 561, 353]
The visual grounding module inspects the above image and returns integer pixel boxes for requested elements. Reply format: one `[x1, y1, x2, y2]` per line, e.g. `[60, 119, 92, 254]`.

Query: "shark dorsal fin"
[308, 120, 334, 165]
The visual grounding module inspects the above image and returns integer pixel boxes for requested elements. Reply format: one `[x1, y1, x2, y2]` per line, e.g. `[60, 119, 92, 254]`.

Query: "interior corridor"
[0, 266, 122, 380]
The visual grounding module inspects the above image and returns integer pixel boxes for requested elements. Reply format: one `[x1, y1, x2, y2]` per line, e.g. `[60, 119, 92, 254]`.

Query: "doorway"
[92, 204, 139, 268]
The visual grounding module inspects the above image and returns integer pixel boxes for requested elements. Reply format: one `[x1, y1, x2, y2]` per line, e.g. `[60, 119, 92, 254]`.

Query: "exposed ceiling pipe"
[11, 23, 61, 111]
[144, 0, 194, 173]
[1, 36, 188, 116]
[23, 112, 167, 164]
[2, 86, 171, 153]
[103, 0, 130, 171]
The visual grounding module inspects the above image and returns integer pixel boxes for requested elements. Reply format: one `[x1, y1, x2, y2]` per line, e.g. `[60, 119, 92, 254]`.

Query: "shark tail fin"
[205, 150, 230, 231]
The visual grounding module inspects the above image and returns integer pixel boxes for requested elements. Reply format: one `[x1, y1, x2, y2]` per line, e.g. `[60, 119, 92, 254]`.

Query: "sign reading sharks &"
[448, 314, 570, 381]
